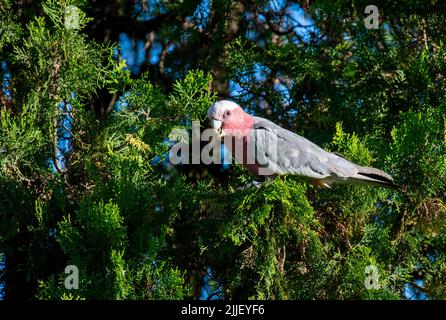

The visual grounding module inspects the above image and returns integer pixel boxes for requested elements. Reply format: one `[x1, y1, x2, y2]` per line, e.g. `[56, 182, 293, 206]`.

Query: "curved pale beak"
[211, 119, 222, 130]
[210, 119, 224, 137]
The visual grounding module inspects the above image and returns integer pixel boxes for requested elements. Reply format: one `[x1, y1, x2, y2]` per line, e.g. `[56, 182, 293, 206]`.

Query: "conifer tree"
[0, 0, 445, 300]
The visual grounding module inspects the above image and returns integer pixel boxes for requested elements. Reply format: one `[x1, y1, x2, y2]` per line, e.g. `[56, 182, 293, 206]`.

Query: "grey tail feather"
[355, 165, 400, 189]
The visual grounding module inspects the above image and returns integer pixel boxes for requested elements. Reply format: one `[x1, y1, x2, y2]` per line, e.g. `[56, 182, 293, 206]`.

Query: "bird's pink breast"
[221, 107, 275, 175]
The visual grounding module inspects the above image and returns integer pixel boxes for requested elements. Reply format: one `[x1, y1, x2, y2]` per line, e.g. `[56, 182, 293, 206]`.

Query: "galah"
[207, 100, 396, 188]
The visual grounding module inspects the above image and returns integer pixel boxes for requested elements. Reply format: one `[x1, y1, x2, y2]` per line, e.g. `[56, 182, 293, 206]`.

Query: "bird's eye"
[225, 110, 231, 117]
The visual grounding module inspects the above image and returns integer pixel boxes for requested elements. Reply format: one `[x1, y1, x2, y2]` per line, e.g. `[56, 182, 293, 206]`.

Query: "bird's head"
[207, 100, 254, 137]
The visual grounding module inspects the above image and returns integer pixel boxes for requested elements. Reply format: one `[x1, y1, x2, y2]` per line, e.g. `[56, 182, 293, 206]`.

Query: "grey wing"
[250, 117, 360, 179]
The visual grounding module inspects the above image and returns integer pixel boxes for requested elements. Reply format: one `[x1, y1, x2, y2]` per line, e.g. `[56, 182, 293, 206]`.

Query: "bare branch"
[51, 118, 66, 175]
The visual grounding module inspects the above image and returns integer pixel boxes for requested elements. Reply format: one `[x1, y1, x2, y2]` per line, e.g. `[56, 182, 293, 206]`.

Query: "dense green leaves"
[1, 0, 445, 300]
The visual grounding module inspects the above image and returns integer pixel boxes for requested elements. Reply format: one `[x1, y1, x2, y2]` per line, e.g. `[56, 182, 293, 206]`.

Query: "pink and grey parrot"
[207, 100, 396, 188]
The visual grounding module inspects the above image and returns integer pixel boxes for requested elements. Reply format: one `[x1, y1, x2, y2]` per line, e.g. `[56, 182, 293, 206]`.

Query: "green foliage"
[0, 1, 22, 51]
[332, 122, 373, 166]
[389, 108, 446, 198]
[221, 179, 318, 299]
[169, 70, 217, 122]
[12, 14, 110, 102]
[1, 0, 446, 301]
[0, 104, 47, 177]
